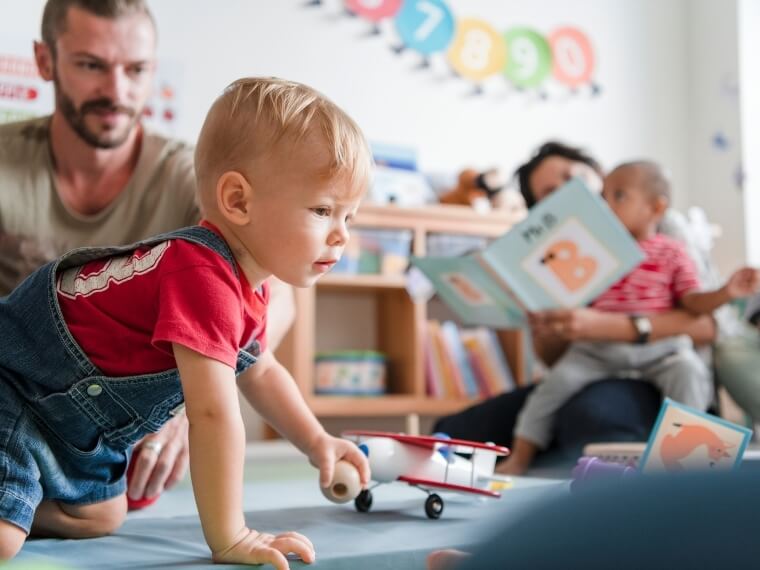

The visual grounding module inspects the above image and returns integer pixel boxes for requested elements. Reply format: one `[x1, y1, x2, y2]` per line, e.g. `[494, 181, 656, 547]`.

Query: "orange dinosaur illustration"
[659, 422, 735, 471]
[540, 240, 597, 292]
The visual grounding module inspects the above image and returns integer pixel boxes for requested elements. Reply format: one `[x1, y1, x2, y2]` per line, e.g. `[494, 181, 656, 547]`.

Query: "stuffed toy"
[439, 168, 506, 211]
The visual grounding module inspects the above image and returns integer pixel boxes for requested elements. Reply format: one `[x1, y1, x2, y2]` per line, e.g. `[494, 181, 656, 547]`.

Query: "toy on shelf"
[342, 430, 511, 519]
[438, 168, 507, 212]
[321, 460, 362, 504]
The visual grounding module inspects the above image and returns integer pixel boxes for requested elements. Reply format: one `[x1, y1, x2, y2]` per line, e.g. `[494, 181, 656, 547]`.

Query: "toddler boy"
[0, 77, 371, 568]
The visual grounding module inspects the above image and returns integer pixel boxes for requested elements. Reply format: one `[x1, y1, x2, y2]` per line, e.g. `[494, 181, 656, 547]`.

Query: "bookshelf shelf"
[318, 274, 407, 290]
[274, 203, 525, 432]
[305, 395, 485, 417]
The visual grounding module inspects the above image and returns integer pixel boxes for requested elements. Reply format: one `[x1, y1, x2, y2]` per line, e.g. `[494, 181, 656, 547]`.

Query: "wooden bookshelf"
[274, 202, 525, 427]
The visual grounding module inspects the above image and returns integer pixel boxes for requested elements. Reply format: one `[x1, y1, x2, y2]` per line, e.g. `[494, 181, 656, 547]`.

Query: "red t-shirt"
[57, 223, 268, 377]
[591, 233, 700, 315]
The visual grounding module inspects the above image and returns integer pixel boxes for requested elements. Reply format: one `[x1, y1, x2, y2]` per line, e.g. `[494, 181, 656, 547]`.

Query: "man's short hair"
[194, 77, 373, 214]
[41, 0, 155, 49]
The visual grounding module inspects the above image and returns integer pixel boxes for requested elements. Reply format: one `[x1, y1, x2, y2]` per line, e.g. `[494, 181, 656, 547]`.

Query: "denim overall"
[0, 226, 257, 532]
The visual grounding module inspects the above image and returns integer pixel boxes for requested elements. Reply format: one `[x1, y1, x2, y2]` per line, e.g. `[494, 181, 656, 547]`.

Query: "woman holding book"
[434, 141, 717, 467]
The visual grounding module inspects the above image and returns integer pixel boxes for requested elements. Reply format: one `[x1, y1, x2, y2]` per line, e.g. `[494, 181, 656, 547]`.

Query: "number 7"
[414, 1, 443, 41]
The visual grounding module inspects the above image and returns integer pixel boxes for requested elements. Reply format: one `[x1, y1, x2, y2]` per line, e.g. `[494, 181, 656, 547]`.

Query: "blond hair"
[194, 77, 372, 215]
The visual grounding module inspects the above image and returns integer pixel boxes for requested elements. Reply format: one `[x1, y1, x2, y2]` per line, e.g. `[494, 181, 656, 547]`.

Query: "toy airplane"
[342, 430, 512, 519]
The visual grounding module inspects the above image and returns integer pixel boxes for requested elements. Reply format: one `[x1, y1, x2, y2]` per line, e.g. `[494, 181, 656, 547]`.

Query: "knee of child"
[0, 520, 26, 560]
[90, 497, 128, 536]
[63, 495, 128, 537]
[668, 350, 709, 380]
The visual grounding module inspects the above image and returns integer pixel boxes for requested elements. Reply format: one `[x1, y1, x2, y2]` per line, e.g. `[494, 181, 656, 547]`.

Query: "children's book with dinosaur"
[411, 178, 645, 328]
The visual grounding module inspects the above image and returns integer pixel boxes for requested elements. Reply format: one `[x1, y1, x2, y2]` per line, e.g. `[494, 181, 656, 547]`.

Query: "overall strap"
[55, 225, 238, 275]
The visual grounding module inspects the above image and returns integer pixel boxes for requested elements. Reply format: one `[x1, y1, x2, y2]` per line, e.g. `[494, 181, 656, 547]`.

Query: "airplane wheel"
[355, 489, 373, 513]
[425, 494, 444, 519]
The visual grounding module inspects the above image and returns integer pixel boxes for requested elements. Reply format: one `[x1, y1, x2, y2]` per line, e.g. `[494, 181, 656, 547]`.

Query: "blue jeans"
[0, 226, 256, 532]
[433, 379, 661, 462]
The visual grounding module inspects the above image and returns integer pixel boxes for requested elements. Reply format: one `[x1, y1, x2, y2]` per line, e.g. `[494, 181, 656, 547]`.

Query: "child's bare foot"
[427, 549, 471, 570]
[495, 456, 530, 475]
[496, 437, 537, 475]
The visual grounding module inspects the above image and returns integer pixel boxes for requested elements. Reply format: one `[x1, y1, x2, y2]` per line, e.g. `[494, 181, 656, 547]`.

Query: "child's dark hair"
[515, 141, 601, 208]
[610, 160, 671, 203]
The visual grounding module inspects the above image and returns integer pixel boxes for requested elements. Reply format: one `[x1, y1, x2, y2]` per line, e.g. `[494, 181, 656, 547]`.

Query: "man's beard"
[54, 75, 141, 149]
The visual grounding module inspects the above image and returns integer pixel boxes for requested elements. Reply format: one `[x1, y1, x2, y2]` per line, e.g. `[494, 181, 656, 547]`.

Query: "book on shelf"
[425, 320, 515, 398]
[440, 321, 480, 398]
[410, 178, 645, 328]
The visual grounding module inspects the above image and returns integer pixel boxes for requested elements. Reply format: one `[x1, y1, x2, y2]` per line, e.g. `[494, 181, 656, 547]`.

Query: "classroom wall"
[148, 0, 692, 205]
[1, 1, 691, 192]
[3, 0, 747, 267]
[685, 0, 745, 274]
[739, 0, 760, 267]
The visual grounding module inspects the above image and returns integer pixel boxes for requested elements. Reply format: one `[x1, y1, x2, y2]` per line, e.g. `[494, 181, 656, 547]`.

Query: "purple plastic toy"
[571, 456, 638, 492]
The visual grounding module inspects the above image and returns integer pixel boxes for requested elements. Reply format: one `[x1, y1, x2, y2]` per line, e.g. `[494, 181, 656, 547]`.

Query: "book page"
[411, 255, 525, 328]
[481, 178, 645, 310]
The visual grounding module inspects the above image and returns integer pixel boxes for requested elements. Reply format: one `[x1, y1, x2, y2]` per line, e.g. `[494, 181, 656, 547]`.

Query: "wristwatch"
[630, 315, 652, 344]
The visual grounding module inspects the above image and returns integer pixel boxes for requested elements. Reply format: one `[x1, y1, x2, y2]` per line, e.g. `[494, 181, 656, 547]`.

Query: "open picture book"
[411, 179, 645, 328]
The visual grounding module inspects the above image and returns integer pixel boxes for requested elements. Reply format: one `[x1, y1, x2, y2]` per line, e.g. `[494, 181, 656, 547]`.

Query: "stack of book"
[425, 320, 516, 399]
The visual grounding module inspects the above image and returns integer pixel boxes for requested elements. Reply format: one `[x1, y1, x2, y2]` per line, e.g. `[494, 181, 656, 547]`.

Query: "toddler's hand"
[212, 528, 315, 569]
[725, 267, 760, 299]
[307, 433, 371, 490]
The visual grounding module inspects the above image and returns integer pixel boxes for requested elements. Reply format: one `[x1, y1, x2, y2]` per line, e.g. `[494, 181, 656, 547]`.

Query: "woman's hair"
[515, 141, 601, 208]
[194, 77, 372, 215]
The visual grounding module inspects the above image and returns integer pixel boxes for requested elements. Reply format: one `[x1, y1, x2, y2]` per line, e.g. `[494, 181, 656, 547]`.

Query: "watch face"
[633, 316, 651, 342]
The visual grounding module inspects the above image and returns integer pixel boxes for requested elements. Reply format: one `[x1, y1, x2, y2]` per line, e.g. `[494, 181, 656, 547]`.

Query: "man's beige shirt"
[0, 116, 200, 295]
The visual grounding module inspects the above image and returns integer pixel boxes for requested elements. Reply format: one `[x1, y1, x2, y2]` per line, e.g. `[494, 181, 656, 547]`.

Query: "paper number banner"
[345, 0, 403, 22]
[307, 0, 600, 97]
[447, 19, 506, 82]
[394, 0, 455, 55]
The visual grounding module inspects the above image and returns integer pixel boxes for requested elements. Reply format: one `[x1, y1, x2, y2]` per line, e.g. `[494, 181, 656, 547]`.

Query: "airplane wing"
[397, 475, 501, 498]
[477, 473, 514, 492]
[343, 430, 509, 456]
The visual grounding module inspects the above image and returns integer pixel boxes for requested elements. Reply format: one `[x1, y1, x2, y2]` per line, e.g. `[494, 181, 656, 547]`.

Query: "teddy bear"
[438, 168, 507, 211]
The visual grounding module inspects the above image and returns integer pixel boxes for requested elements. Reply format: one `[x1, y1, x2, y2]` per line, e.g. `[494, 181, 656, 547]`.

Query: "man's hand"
[127, 413, 189, 506]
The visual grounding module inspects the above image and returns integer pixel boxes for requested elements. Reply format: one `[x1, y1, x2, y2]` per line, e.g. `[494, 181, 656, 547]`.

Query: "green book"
[411, 178, 645, 328]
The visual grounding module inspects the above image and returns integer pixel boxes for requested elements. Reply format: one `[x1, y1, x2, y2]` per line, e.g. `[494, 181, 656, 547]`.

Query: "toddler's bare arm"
[173, 344, 315, 568]
[237, 350, 371, 489]
[681, 267, 760, 315]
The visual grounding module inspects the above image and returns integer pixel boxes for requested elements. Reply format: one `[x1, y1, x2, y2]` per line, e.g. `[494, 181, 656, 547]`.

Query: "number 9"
[503, 28, 551, 88]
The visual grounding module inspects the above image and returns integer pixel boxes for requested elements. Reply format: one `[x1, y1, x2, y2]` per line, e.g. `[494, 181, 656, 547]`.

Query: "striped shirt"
[591, 234, 700, 314]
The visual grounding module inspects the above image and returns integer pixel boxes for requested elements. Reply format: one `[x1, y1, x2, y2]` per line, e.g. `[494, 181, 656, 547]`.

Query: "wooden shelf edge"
[318, 273, 407, 289]
[357, 202, 525, 227]
[306, 395, 483, 417]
